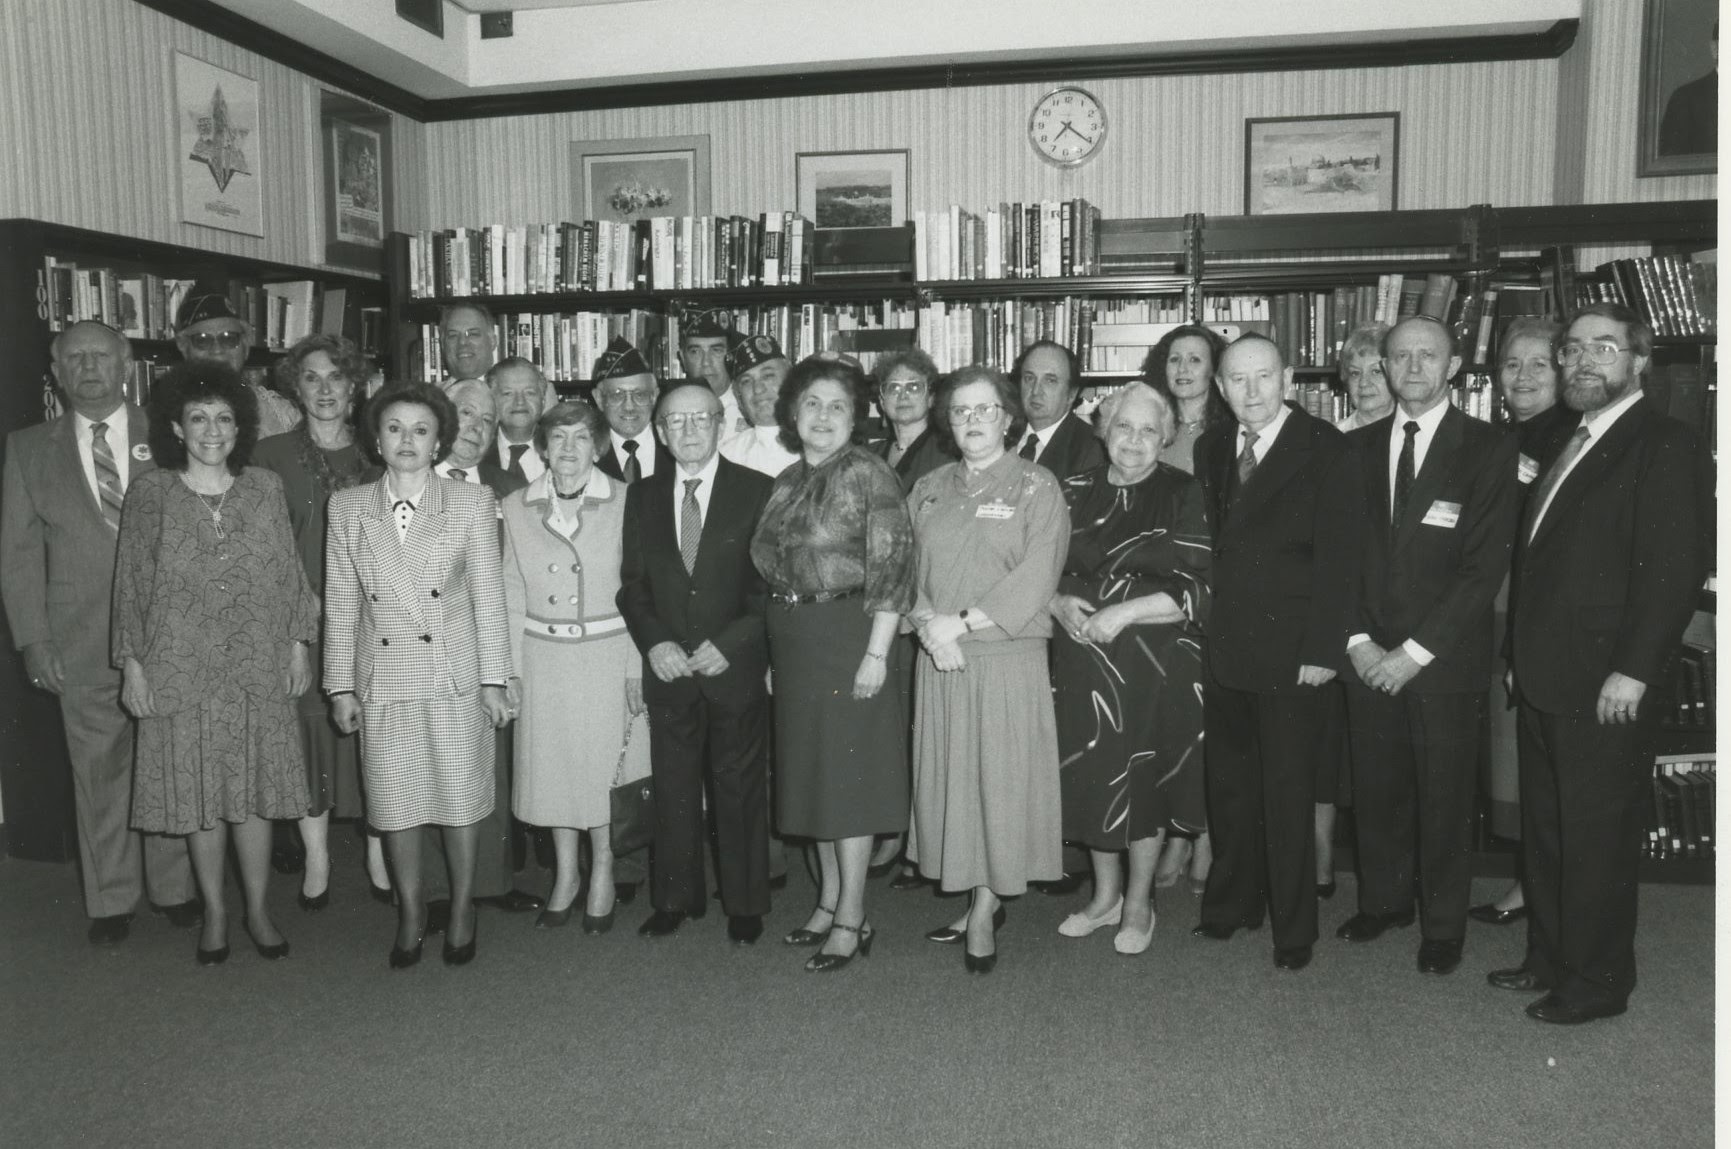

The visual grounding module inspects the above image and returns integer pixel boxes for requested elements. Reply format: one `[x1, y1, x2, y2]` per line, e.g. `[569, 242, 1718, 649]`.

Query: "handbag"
[609, 713, 655, 856]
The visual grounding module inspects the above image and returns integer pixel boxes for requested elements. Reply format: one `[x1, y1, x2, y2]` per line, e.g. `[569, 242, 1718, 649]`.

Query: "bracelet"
[863, 651, 887, 662]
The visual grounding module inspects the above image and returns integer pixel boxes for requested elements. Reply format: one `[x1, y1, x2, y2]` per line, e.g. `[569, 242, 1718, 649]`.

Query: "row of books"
[1666, 643, 1715, 730]
[1576, 251, 1716, 338]
[404, 215, 818, 300]
[913, 199, 1104, 282]
[1290, 374, 1504, 426]
[1645, 755, 1714, 861]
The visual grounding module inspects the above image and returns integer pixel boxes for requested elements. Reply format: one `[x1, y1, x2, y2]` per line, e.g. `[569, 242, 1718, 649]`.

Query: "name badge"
[1517, 454, 1539, 484]
[975, 501, 1016, 520]
[1421, 500, 1462, 529]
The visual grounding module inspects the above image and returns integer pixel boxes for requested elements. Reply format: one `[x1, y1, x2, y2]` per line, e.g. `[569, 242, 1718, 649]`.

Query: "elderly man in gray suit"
[2, 320, 197, 944]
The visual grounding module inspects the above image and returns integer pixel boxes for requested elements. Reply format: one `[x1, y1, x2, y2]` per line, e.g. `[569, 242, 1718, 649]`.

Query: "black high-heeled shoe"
[581, 909, 615, 936]
[926, 905, 1006, 945]
[369, 881, 394, 907]
[389, 938, 424, 970]
[297, 888, 330, 912]
[247, 918, 290, 960]
[535, 905, 573, 929]
[443, 922, 478, 966]
[783, 903, 837, 947]
[963, 947, 998, 974]
[805, 921, 873, 973]
[195, 943, 229, 966]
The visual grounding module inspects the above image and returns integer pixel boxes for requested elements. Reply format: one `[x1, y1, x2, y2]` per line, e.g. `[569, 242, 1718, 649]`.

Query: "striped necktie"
[680, 478, 702, 573]
[1527, 425, 1591, 541]
[90, 421, 124, 530]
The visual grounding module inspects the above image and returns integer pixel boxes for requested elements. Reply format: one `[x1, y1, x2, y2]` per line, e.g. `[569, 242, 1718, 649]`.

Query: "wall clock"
[1028, 87, 1107, 167]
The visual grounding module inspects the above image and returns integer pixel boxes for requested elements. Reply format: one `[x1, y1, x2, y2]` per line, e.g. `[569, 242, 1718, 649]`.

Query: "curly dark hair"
[361, 383, 459, 467]
[932, 365, 1027, 453]
[1141, 324, 1232, 432]
[146, 361, 259, 474]
[774, 355, 872, 454]
[273, 333, 370, 414]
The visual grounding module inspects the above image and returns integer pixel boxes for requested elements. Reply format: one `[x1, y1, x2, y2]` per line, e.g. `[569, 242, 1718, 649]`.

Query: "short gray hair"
[1095, 381, 1176, 449]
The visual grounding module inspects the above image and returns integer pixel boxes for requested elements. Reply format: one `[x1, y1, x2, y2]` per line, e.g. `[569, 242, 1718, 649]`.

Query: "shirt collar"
[437, 459, 481, 481]
[1580, 386, 1644, 438]
[1395, 397, 1451, 440]
[611, 428, 653, 454]
[1240, 402, 1291, 448]
[73, 406, 126, 435]
[676, 451, 721, 489]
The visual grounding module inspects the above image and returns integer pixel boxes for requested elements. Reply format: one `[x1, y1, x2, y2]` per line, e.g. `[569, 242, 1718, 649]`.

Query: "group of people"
[1, 285, 1708, 1025]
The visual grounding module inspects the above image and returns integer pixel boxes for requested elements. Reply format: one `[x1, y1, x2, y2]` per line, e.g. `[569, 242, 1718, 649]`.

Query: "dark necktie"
[1527, 425, 1592, 541]
[622, 439, 642, 484]
[1019, 431, 1039, 461]
[507, 443, 529, 481]
[1235, 429, 1260, 486]
[448, 467, 467, 482]
[90, 421, 124, 530]
[1391, 420, 1419, 531]
[680, 478, 702, 573]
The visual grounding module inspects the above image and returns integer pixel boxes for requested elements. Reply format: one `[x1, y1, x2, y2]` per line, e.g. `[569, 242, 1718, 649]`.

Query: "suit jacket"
[1, 404, 154, 683]
[1195, 403, 1363, 694]
[474, 459, 525, 501]
[1510, 395, 1711, 716]
[1347, 405, 1520, 693]
[595, 435, 675, 484]
[869, 425, 953, 495]
[1031, 411, 1106, 482]
[617, 456, 773, 707]
[323, 475, 512, 703]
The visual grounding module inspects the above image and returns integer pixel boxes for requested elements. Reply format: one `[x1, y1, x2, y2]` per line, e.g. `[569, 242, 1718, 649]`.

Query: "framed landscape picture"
[1637, 0, 1717, 177]
[571, 135, 711, 223]
[320, 90, 393, 271]
[1244, 113, 1399, 215]
[796, 150, 910, 229]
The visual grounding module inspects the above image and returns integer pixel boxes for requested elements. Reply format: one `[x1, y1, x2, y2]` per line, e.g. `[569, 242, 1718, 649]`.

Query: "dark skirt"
[295, 639, 365, 819]
[767, 597, 909, 839]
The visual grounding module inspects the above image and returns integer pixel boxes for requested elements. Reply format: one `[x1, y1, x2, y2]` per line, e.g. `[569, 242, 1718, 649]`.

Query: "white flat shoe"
[1113, 909, 1157, 955]
[1058, 897, 1123, 938]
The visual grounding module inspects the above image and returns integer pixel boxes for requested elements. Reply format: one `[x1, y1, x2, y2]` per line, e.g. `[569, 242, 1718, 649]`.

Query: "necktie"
[679, 478, 702, 573]
[1527, 425, 1592, 540]
[448, 467, 468, 482]
[1019, 432, 1039, 461]
[507, 443, 529, 481]
[90, 421, 124, 530]
[393, 498, 415, 541]
[1392, 420, 1419, 531]
[1235, 429, 1260, 487]
[622, 439, 642, 484]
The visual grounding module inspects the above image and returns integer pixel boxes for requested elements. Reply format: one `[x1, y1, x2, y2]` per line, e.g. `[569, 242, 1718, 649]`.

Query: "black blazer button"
[381, 638, 389, 646]
[421, 634, 433, 643]
[431, 589, 440, 598]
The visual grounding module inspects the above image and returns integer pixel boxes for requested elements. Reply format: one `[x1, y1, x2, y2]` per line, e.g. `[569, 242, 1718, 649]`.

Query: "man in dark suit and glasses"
[1191, 334, 1363, 971]
[1491, 302, 1711, 1024]
[593, 337, 672, 484]
[1338, 316, 1520, 975]
[618, 382, 775, 945]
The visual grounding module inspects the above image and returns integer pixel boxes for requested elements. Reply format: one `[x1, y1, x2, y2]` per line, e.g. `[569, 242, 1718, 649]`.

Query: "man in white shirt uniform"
[719, 334, 799, 478]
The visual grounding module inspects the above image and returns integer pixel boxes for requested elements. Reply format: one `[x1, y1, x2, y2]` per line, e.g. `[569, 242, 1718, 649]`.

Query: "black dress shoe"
[1416, 937, 1463, 975]
[1525, 993, 1626, 1025]
[195, 943, 229, 966]
[151, 899, 204, 929]
[1315, 880, 1337, 900]
[1487, 966, 1553, 993]
[807, 922, 873, 972]
[297, 889, 330, 913]
[1190, 920, 1260, 941]
[1030, 871, 1086, 896]
[1467, 902, 1528, 926]
[926, 905, 1007, 945]
[425, 900, 451, 936]
[87, 914, 132, 946]
[388, 938, 424, 969]
[535, 906, 573, 929]
[963, 945, 997, 974]
[582, 909, 615, 936]
[1274, 944, 1313, 971]
[613, 881, 640, 906]
[638, 910, 691, 938]
[1335, 908, 1416, 942]
[443, 925, 478, 966]
[888, 871, 928, 891]
[478, 889, 544, 912]
[866, 857, 900, 880]
[252, 936, 290, 961]
[728, 914, 764, 945]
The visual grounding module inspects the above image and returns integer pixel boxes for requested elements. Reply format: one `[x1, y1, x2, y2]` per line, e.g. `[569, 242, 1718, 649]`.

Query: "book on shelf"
[913, 198, 1102, 281]
[1574, 250, 1716, 337]
[1647, 754, 1715, 862]
[41, 256, 198, 341]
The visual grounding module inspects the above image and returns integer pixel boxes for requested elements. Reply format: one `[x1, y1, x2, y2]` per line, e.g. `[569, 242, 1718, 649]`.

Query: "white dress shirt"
[1235, 403, 1292, 466]
[671, 452, 721, 553]
[610, 429, 659, 480]
[1527, 386, 1644, 539]
[1018, 415, 1073, 463]
[720, 424, 799, 477]
[73, 407, 131, 504]
[718, 388, 750, 437]
[496, 429, 546, 483]
[435, 459, 482, 485]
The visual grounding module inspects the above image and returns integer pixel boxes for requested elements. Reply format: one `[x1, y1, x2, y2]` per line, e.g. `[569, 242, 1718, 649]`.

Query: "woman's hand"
[505, 677, 523, 710]
[1049, 594, 1095, 640]
[482, 684, 513, 728]
[1080, 603, 1135, 644]
[120, 657, 156, 718]
[331, 694, 361, 735]
[930, 641, 967, 672]
[918, 613, 969, 651]
[285, 642, 312, 697]
[852, 653, 888, 700]
[625, 677, 645, 717]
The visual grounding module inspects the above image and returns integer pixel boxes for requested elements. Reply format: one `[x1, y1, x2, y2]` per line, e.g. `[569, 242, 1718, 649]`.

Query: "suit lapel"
[1393, 406, 1462, 552]
[1364, 416, 1395, 540]
[690, 461, 741, 578]
[1229, 408, 1311, 526]
[1199, 426, 1234, 537]
[648, 469, 693, 586]
[360, 478, 432, 629]
[50, 414, 109, 530]
[1529, 398, 1651, 550]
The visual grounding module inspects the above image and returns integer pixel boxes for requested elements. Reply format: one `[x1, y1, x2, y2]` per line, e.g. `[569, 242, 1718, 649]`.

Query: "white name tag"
[1421, 500, 1462, 529]
[1517, 454, 1539, 484]
[975, 501, 1016, 520]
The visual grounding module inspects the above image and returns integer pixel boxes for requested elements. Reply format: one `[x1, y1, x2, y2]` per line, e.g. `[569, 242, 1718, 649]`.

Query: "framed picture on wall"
[1638, 0, 1717, 177]
[175, 52, 264, 236]
[1243, 113, 1399, 216]
[796, 150, 910, 229]
[320, 90, 393, 272]
[571, 136, 712, 224]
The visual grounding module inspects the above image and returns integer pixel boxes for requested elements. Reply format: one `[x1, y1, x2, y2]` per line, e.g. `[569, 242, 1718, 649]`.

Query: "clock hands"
[1054, 120, 1094, 146]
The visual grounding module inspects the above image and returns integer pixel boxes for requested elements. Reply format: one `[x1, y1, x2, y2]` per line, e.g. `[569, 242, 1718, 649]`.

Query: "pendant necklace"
[186, 477, 232, 539]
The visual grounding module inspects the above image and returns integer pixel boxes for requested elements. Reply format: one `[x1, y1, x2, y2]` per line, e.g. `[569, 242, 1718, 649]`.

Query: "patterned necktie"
[680, 478, 702, 573]
[1527, 425, 1592, 541]
[1235, 429, 1260, 486]
[507, 443, 529, 481]
[90, 421, 124, 530]
[1392, 420, 1419, 530]
[448, 467, 467, 482]
[1019, 431, 1039, 461]
[623, 439, 642, 484]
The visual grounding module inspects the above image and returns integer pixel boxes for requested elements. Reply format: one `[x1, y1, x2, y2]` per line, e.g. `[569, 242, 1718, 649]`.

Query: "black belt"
[769, 586, 864, 607]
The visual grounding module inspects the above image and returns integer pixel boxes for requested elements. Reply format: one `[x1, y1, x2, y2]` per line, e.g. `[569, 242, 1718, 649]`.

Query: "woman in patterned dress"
[1048, 382, 1211, 955]
[114, 363, 317, 965]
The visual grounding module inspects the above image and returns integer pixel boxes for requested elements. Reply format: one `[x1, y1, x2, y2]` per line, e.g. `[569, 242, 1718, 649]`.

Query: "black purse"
[609, 714, 655, 856]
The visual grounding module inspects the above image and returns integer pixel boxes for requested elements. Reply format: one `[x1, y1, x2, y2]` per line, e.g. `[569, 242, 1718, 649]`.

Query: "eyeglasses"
[948, 403, 1005, 424]
[183, 329, 246, 351]
[1556, 341, 1632, 367]
[601, 389, 655, 407]
[660, 412, 718, 431]
[881, 380, 928, 397]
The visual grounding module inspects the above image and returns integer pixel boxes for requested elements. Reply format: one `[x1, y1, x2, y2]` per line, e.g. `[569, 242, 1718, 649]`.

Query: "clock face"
[1029, 87, 1106, 167]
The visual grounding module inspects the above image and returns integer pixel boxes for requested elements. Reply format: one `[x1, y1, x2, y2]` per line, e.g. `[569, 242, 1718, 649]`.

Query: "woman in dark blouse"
[253, 334, 381, 910]
[750, 354, 916, 972]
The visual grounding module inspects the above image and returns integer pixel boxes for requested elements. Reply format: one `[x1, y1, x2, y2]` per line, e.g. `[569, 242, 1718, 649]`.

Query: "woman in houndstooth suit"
[324, 384, 514, 969]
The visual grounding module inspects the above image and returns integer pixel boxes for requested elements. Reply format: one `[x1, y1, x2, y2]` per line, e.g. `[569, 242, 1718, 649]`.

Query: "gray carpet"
[0, 831, 1713, 1149]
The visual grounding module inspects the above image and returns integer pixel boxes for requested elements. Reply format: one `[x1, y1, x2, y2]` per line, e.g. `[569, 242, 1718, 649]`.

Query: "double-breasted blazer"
[323, 475, 512, 703]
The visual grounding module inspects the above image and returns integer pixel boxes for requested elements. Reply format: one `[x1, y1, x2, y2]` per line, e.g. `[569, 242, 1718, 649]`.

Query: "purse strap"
[611, 712, 637, 788]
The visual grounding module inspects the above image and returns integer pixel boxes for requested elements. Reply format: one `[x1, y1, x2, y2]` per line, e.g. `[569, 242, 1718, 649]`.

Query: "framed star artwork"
[175, 52, 264, 237]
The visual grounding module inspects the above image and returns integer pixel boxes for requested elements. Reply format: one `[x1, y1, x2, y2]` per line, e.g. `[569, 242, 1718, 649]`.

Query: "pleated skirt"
[360, 693, 495, 832]
[908, 640, 1062, 895]
[131, 684, 311, 836]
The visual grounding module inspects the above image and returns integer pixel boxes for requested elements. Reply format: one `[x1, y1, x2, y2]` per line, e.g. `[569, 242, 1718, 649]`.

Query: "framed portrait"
[796, 150, 911, 229]
[320, 90, 393, 272]
[176, 52, 263, 236]
[1638, 0, 1717, 177]
[571, 136, 711, 224]
[1244, 113, 1400, 216]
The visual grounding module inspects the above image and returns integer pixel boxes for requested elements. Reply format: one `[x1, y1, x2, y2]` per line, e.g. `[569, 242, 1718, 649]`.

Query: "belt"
[769, 586, 864, 607]
[524, 613, 628, 642]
